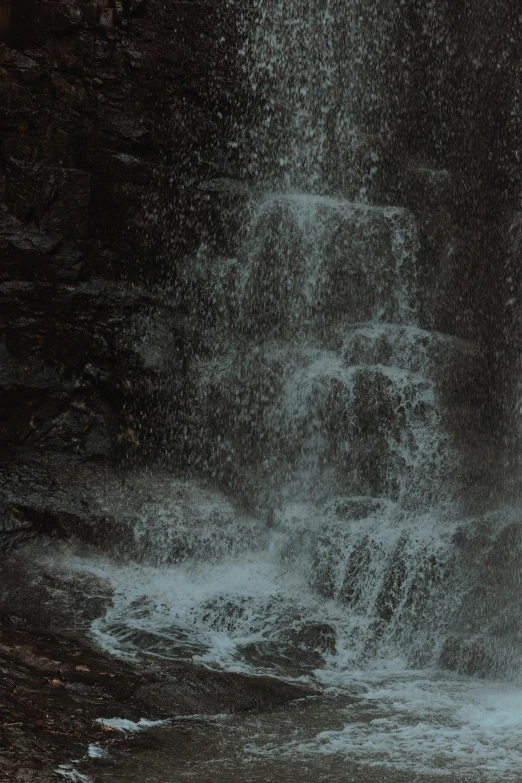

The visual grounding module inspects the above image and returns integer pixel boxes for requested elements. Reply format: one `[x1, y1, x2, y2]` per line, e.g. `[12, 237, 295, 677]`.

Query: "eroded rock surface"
[0, 626, 312, 782]
[0, 0, 241, 466]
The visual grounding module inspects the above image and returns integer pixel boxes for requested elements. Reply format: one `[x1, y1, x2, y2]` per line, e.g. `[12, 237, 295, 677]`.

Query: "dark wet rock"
[238, 200, 417, 340]
[0, 628, 149, 782]
[197, 331, 450, 509]
[324, 496, 389, 522]
[309, 544, 338, 601]
[426, 335, 495, 506]
[0, 579, 313, 779]
[439, 636, 496, 679]
[0, 0, 241, 466]
[0, 625, 310, 780]
[0, 456, 260, 566]
[343, 329, 393, 366]
[0, 274, 188, 459]
[323, 209, 417, 325]
[238, 201, 308, 339]
[375, 539, 407, 622]
[239, 640, 325, 672]
[397, 165, 460, 338]
[339, 538, 372, 607]
[435, 514, 522, 679]
[0, 550, 114, 631]
[290, 623, 336, 655]
[5, 161, 91, 236]
[238, 623, 336, 673]
[323, 368, 408, 500]
[136, 667, 313, 718]
[402, 554, 442, 618]
[0, 457, 134, 551]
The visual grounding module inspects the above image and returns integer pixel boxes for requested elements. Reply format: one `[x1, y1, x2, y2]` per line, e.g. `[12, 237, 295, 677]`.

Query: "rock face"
[0, 456, 262, 560]
[1, 0, 520, 534]
[0, 626, 312, 782]
[0, 0, 240, 484]
[384, 1, 522, 453]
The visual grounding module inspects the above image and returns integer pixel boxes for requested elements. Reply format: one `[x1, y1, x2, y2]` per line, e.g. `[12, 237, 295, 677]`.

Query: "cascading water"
[242, 0, 397, 197]
[42, 1, 522, 780]
[194, 194, 448, 511]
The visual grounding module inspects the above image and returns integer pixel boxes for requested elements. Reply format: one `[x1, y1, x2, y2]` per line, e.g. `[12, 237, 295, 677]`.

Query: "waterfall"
[64, 0, 475, 678]
[194, 194, 452, 512]
[241, 0, 396, 198]
[38, 0, 522, 779]
[55, 0, 518, 678]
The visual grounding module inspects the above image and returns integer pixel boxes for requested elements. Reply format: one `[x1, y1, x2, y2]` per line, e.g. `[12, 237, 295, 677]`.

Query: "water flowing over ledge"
[1, 0, 522, 781]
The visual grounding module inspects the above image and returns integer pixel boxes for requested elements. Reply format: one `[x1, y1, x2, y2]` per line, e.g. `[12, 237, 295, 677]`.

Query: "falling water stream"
[51, 1, 522, 781]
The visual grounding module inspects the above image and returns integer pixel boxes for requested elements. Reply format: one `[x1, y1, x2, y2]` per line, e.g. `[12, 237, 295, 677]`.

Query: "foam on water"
[56, 765, 92, 782]
[43, 477, 522, 779]
[88, 744, 109, 759]
[47, 494, 460, 672]
[54, 549, 329, 671]
[43, 539, 522, 780]
[95, 718, 166, 733]
[283, 672, 522, 779]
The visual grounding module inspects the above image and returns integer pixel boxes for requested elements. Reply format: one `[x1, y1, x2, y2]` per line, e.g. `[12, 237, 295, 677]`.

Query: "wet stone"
[323, 496, 389, 521]
[375, 540, 408, 622]
[290, 622, 336, 655]
[238, 623, 336, 673]
[339, 538, 373, 607]
[438, 636, 496, 679]
[239, 641, 325, 671]
[343, 329, 393, 366]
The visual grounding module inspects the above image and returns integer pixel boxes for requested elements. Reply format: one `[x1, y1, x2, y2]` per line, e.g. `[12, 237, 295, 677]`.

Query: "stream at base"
[78, 682, 522, 783]
[46, 536, 522, 783]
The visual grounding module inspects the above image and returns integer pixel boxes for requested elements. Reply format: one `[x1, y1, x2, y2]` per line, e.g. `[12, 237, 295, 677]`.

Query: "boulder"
[238, 623, 336, 673]
[0, 550, 114, 631]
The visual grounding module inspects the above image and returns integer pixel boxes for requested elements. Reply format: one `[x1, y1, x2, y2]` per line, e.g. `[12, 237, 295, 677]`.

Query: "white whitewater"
[47, 0, 522, 779]
[44, 186, 522, 776]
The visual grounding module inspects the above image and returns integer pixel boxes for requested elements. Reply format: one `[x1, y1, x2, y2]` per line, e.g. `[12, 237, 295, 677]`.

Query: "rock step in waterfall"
[25, 192, 521, 685]
[194, 194, 458, 513]
[53, 193, 498, 677]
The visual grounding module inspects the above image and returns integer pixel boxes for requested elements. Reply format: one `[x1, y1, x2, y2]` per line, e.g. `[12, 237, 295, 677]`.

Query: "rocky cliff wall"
[379, 1, 522, 497]
[0, 0, 241, 467]
[1, 0, 522, 549]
